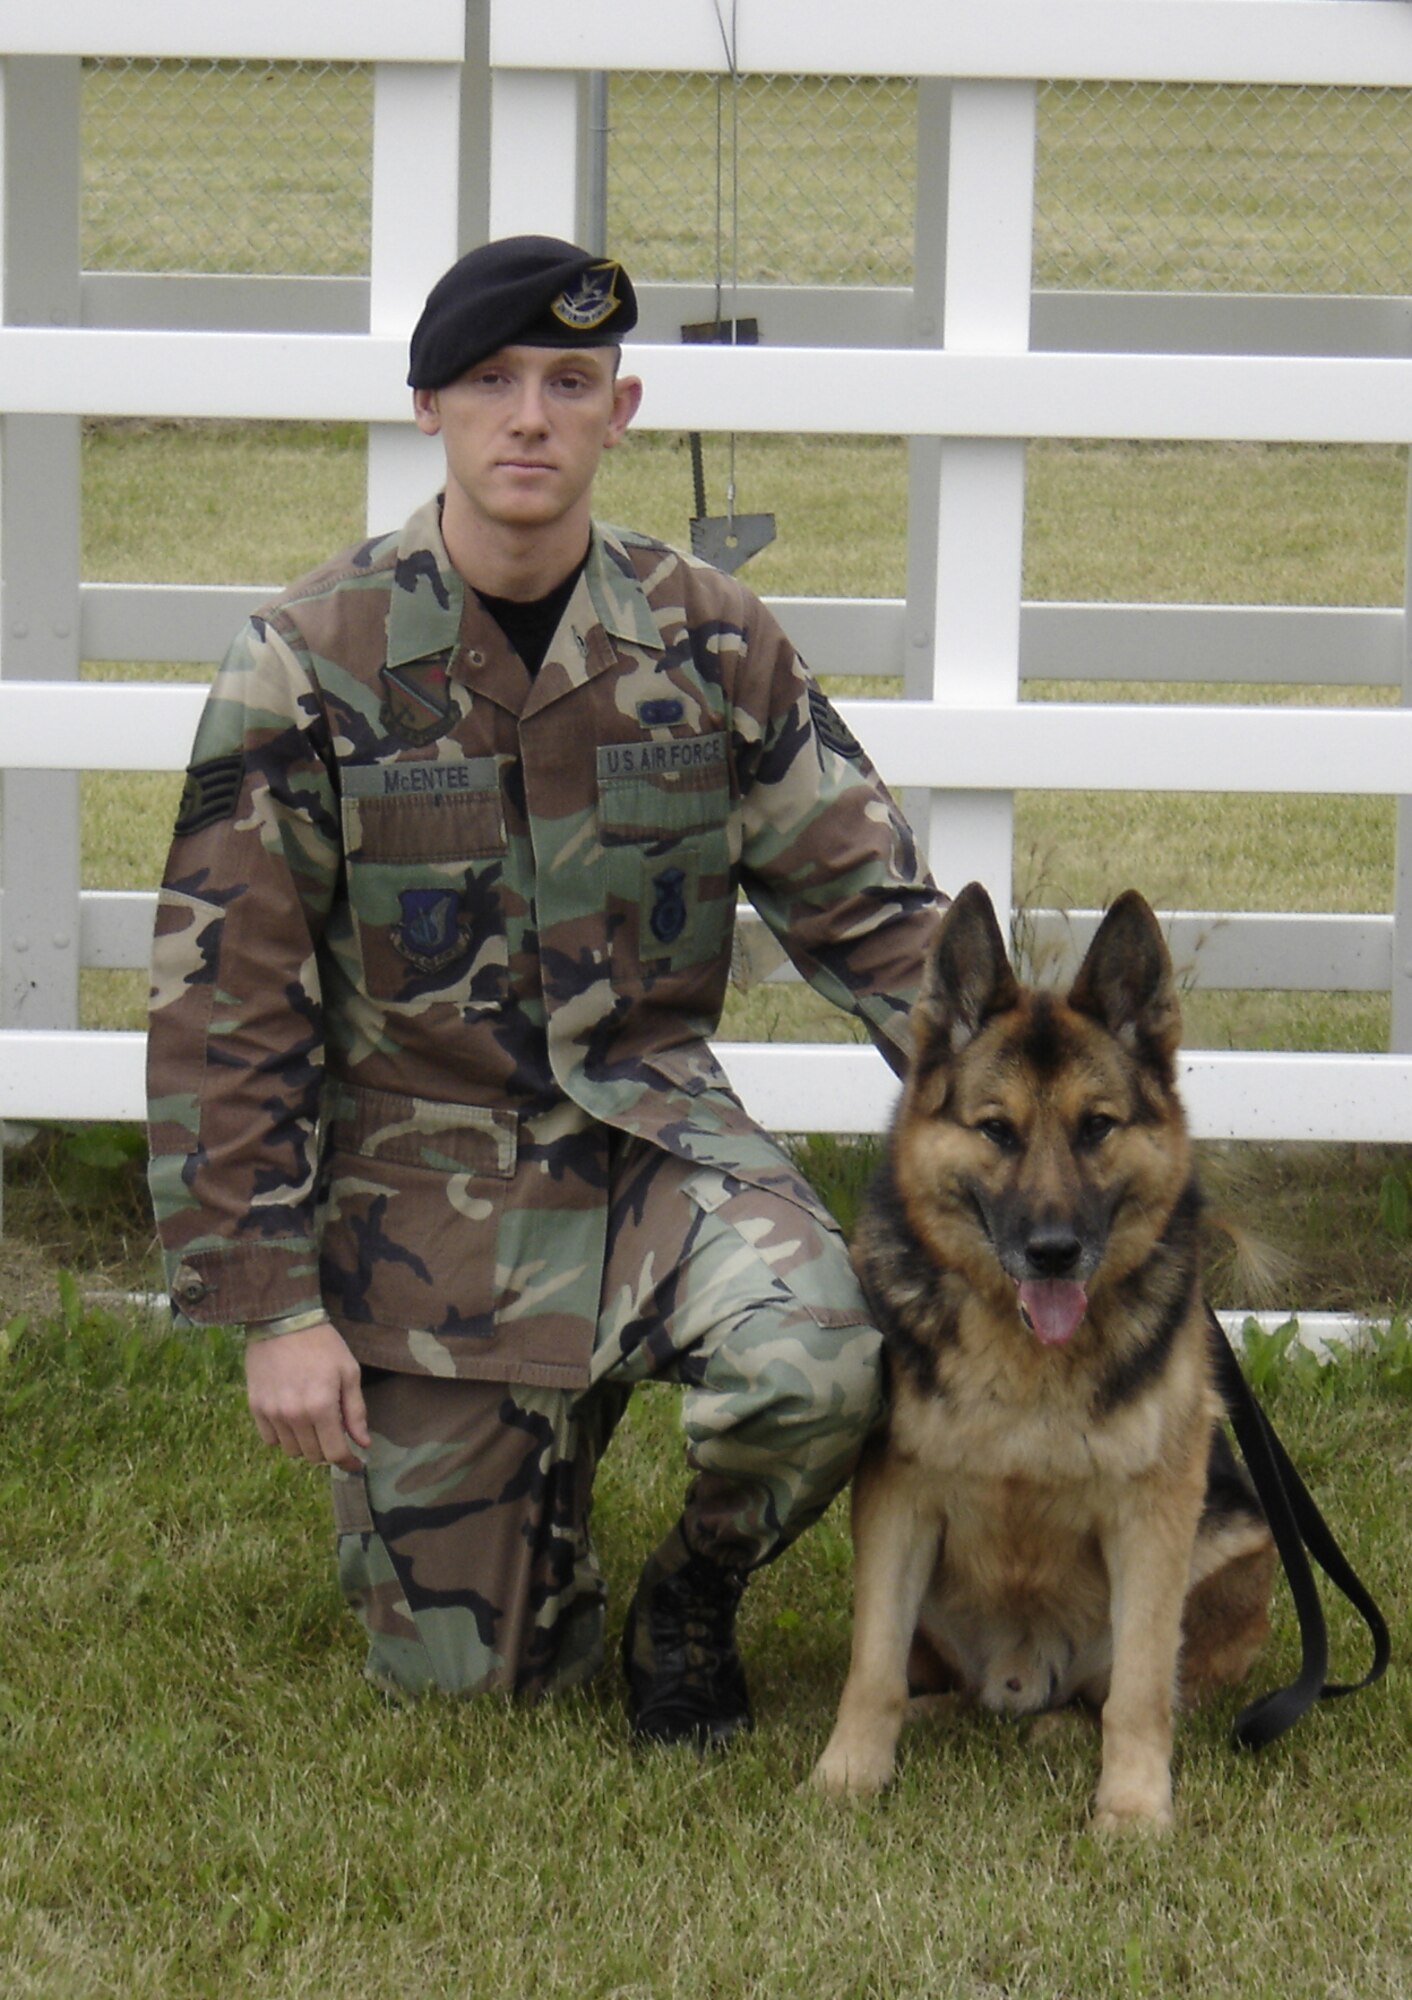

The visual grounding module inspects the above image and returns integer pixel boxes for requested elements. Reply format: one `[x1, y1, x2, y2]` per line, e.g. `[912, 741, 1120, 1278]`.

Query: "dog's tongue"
[1017, 1279, 1088, 1347]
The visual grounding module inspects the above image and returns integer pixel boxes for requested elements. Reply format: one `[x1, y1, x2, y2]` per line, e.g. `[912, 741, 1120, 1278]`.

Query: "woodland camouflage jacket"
[146, 498, 945, 1384]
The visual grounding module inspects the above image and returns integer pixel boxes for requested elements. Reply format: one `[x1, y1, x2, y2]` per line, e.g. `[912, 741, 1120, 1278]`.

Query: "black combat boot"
[622, 1522, 753, 1749]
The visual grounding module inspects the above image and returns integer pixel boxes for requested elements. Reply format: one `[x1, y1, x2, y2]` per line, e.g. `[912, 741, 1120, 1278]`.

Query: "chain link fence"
[82, 59, 372, 276]
[81, 58, 1412, 296]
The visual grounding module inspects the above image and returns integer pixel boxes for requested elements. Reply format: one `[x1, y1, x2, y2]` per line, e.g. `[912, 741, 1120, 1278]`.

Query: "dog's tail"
[1204, 1208, 1295, 1305]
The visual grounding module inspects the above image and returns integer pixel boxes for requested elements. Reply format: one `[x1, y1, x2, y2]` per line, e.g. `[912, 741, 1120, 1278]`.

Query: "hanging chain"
[711, 0, 741, 532]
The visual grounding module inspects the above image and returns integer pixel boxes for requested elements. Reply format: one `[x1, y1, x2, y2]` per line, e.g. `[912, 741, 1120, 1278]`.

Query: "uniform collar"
[384, 503, 663, 670]
[384, 496, 465, 669]
[583, 523, 664, 654]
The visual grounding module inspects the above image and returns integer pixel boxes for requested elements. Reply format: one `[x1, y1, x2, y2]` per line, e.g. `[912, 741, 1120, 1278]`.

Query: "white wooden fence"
[2, 1, 1412, 1172]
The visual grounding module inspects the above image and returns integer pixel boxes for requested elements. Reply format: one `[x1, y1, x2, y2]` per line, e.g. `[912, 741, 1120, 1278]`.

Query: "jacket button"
[174, 1268, 209, 1307]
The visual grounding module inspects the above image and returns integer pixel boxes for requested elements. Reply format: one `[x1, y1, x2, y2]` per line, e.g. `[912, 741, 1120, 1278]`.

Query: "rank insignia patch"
[551, 261, 622, 332]
[379, 656, 456, 746]
[174, 753, 243, 836]
[391, 888, 472, 973]
[808, 684, 864, 763]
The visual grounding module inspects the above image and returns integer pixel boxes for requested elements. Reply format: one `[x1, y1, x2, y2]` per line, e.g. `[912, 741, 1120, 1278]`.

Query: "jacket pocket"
[338, 759, 510, 1009]
[318, 1083, 516, 1341]
[597, 745, 733, 975]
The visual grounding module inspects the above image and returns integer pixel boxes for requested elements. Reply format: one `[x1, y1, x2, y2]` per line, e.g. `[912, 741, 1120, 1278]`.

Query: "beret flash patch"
[551, 262, 623, 331]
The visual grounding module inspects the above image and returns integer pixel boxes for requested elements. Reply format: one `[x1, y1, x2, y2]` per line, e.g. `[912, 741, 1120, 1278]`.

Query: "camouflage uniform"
[147, 496, 944, 1696]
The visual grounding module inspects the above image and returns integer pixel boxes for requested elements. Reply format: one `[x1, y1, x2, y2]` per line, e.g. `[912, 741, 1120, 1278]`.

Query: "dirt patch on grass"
[0, 1237, 64, 1324]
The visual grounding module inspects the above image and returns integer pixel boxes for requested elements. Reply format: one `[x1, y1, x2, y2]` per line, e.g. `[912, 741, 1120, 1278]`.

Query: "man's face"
[412, 344, 642, 539]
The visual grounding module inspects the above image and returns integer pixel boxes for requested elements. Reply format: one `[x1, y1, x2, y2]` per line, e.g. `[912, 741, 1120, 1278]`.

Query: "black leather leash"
[1207, 1304, 1391, 1750]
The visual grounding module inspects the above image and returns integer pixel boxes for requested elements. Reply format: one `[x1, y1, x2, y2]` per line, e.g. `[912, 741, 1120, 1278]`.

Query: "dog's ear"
[1067, 890, 1181, 1066]
[913, 881, 1021, 1058]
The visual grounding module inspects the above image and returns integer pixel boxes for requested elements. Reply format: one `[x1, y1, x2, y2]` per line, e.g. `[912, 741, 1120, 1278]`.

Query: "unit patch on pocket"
[391, 887, 472, 973]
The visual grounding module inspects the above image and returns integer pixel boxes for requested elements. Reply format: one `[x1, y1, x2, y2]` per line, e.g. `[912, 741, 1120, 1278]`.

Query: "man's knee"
[330, 1375, 606, 1701]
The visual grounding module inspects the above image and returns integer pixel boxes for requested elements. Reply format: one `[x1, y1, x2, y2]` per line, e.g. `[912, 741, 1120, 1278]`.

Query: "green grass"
[0, 1289, 1407, 1999]
[80, 68, 1412, 297]
[82, 61, 373, 277]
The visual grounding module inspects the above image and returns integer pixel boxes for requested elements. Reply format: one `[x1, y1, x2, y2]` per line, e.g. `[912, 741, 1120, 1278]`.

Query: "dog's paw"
[1094, 1741, 1175, 1833]
[811, 1738, 896, 1800]
[1091, 1784, 1175, 1836]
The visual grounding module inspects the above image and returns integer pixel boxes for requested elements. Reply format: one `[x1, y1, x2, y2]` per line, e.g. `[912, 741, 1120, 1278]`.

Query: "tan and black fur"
[813, 884, 1277, 1831]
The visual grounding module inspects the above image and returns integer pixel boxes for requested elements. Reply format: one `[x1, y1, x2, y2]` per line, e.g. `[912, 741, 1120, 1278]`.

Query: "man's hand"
[245, 1321, 371, 1472]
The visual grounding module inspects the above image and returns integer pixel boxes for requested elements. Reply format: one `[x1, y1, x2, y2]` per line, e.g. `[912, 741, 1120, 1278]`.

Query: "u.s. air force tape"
[174, 753, 243, 835]
[597, 733, 726, 781]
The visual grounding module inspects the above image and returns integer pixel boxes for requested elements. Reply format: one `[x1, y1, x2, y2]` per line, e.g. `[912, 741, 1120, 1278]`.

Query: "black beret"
[407, 235, 638, 390]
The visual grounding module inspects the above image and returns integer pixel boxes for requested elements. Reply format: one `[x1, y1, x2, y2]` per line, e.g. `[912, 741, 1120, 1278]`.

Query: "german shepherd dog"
[813, 884, 1277, 1831]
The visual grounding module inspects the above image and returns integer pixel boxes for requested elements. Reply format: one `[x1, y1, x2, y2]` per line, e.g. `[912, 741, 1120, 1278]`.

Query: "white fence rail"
[1, 0, 1410, 1184]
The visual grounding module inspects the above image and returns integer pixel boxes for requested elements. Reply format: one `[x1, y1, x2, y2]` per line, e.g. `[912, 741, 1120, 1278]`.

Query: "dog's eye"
[1077, 1112, 1116, 1149]
[977, 1117, 1019, 1153]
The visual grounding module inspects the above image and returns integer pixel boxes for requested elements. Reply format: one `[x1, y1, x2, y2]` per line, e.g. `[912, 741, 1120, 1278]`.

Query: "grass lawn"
[0, 1289, 1407, 1999]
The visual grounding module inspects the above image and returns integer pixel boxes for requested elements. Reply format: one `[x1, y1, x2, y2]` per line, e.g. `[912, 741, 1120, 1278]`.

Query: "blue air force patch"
[392, 888, 472, 973]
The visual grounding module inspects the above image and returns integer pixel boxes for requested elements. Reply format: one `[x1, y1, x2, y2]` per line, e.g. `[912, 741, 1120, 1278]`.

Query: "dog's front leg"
[812, 1446, 941, 1799]
[1094, 1492, 1200, 1833]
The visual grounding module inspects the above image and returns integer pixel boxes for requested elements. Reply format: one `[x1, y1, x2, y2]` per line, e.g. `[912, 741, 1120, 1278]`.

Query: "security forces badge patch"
[648, 866, 689, 946]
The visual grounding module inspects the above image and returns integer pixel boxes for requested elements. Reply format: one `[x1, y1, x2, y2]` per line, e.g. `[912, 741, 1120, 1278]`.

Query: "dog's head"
[894, 883, 1191, 1345]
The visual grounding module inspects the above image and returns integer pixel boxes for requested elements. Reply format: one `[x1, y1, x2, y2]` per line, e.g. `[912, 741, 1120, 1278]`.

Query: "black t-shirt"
[473, 554, 588, 676]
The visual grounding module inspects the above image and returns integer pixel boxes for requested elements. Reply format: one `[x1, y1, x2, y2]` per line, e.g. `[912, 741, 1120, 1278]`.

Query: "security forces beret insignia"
[174, 753, 243, 836]
[407, 235, 638, 390]
[550, 263, 622, 332]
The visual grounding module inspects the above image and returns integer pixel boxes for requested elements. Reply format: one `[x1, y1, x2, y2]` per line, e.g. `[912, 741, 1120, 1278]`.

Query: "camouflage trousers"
[330, 1132, 881, 1700]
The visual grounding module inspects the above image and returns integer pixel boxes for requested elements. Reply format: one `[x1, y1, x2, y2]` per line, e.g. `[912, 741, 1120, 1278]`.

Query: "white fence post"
[1394, 461, 1412, 1052]
[487, 70, 584, 242]
[902, 79, 947, 880]
[0, 56, 82, 1032]
[916, 81, 1036, 922]
[365, 60, 466, 532]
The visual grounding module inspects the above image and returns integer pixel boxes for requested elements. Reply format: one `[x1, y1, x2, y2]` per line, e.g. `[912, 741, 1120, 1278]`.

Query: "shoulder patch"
[808, 684, 864, 762]
[174, 753, 243, 836]
[379, 656, 456, 745]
